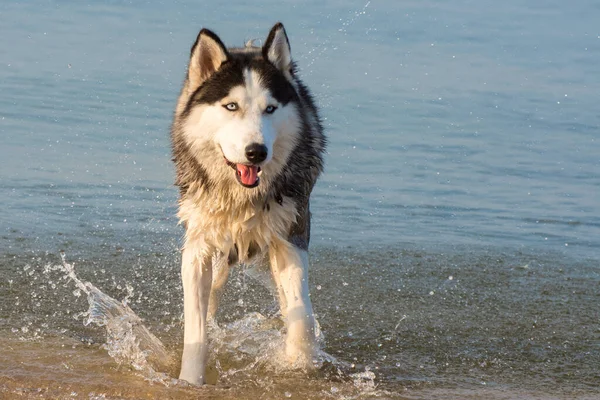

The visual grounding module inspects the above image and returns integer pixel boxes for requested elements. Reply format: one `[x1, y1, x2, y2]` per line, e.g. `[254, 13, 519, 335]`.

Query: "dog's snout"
[245, 143, 268, 164]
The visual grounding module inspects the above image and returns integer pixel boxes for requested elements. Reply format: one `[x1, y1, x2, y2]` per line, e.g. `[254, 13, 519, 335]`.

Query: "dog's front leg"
[270, 243, 316, 366]
[179, 242, 213, 385]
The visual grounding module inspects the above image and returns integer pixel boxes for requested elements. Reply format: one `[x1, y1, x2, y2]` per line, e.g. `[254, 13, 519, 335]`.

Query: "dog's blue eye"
[265, 105, 277, 114]
[224, 102, 238, 111]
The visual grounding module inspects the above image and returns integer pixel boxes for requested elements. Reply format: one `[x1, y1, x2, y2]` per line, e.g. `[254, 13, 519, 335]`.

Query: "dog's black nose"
[245, 143, 268, 164]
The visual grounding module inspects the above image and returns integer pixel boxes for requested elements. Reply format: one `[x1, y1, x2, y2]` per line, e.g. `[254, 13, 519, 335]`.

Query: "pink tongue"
[236, 164, 259, 185]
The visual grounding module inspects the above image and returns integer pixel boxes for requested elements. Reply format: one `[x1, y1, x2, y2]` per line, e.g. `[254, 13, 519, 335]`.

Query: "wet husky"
[170, 23, 326, 385]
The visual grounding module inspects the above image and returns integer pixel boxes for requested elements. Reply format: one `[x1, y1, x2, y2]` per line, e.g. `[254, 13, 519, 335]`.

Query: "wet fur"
[171, 23, 326, 385]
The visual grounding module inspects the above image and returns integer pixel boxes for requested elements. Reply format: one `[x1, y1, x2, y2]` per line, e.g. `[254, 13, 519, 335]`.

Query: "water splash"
[206, 266, 378, 392]
[30, 253, 381, 397]
[204, 310, 378, 395]
[303, 1, 372, 69]
[48, 253, 175, 384]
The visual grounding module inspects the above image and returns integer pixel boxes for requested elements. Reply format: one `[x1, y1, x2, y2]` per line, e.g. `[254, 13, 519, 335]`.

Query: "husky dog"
[170, 23, 326, 385]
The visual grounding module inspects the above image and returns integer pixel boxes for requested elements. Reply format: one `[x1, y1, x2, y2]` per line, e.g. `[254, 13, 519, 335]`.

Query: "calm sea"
[1, 0, 599, 399]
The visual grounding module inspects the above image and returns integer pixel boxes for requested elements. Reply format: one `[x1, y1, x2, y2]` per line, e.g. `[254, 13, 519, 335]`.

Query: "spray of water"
[303, 1, 372, 69]
[35, 253, 379, 395]
[47, 252, 176, 385]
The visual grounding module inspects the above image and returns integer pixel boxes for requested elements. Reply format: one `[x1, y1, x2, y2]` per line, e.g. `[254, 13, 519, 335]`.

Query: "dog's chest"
[178, 190, 297, 260]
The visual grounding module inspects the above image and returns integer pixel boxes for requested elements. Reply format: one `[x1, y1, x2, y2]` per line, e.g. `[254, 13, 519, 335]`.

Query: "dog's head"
[175, 23, 302, 190]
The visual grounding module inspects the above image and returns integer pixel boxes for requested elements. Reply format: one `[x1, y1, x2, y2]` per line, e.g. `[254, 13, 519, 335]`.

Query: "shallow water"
[1, 0, 599, 399]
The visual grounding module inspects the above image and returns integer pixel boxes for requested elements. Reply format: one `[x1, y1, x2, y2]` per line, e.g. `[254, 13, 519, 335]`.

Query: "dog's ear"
[187, 28, 229, 91]
[263, 23, 292, 74]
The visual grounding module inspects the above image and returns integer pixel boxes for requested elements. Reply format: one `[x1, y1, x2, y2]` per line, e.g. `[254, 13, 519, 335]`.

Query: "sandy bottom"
[0, 335, 377, 400]
[3, 336, 594, 400]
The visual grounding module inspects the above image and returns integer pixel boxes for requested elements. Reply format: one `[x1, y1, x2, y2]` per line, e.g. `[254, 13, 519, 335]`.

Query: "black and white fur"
[170, 23, 326, 385]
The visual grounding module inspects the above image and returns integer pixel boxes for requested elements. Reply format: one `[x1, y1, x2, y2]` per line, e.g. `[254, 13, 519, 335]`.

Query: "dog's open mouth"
[224, 158, 262, 188]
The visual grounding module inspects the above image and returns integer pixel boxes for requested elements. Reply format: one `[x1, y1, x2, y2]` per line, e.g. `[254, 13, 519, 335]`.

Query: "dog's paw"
[178, 372, 204, 386]
[284, 340, 316, 369]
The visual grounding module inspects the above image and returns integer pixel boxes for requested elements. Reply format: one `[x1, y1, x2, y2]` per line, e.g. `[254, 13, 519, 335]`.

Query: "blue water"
[1, 1, 599, 398]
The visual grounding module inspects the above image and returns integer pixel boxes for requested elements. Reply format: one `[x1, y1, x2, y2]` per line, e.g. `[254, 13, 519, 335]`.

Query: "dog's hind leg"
[179, 241, 213, 385]
[270, 253, 288, 319]
[207, 252, 231, 320]
[269, 242, 316, 367]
